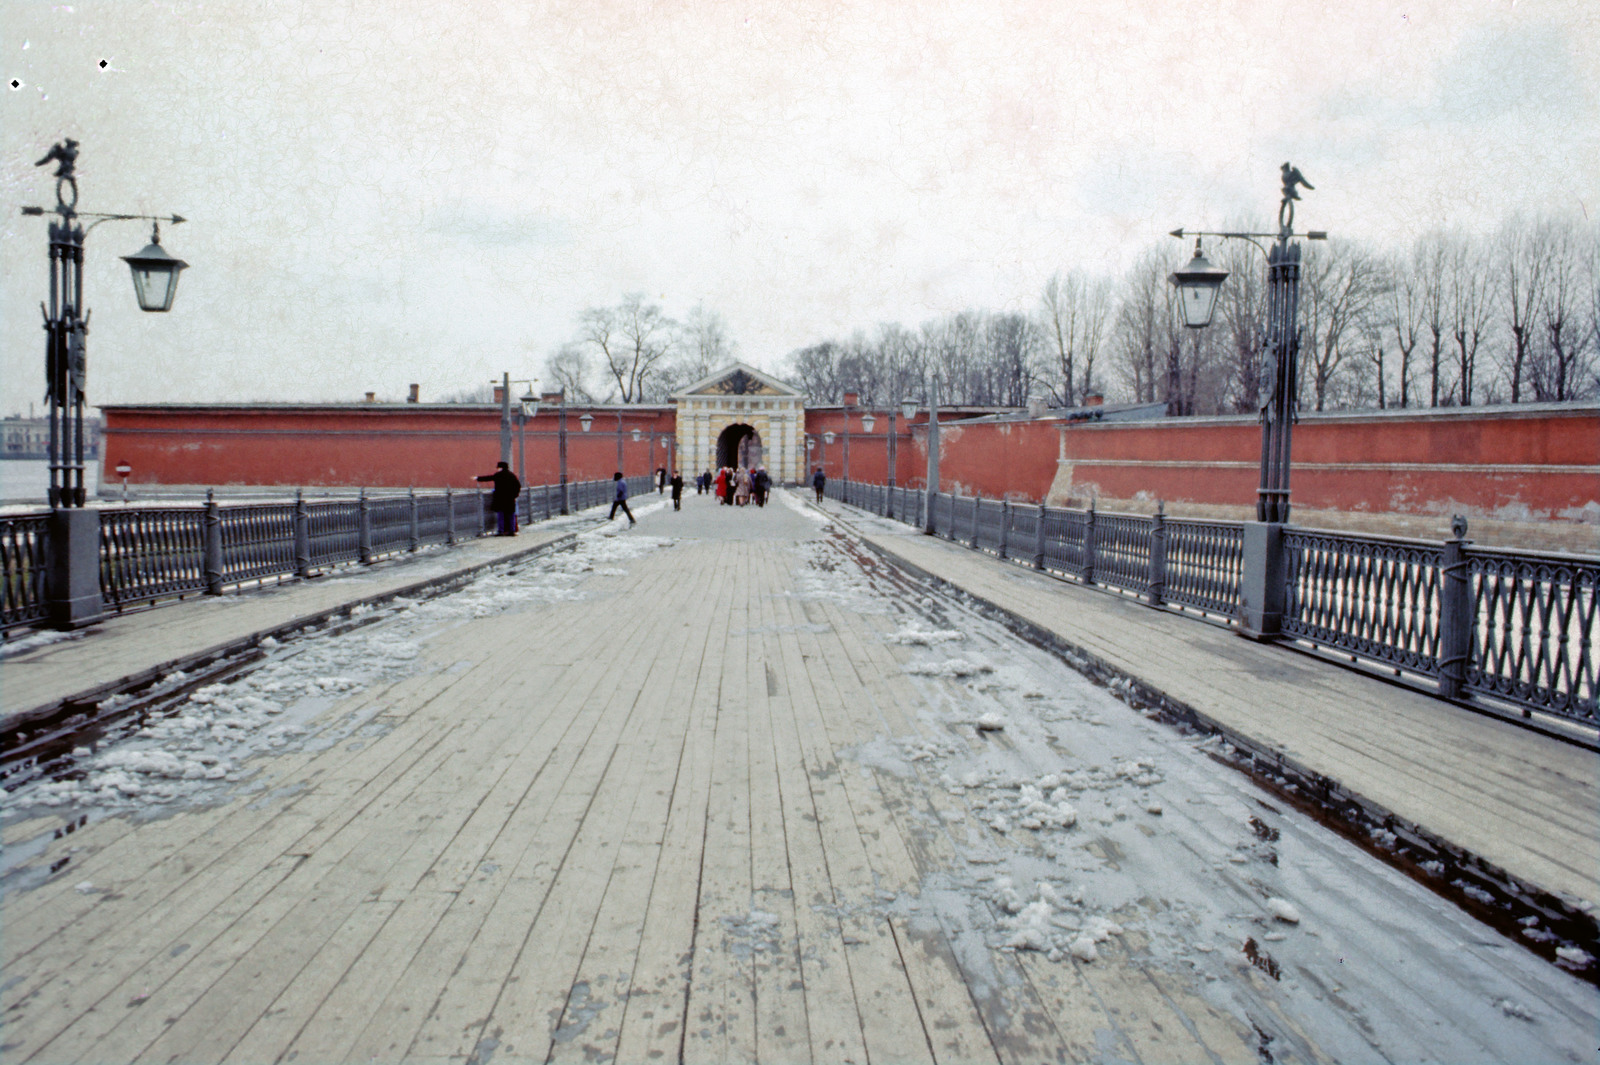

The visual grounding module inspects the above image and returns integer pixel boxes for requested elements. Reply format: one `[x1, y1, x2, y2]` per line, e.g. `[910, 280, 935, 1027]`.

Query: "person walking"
[609, 471, 636, 525]
[475, 460, 522, 535]
[735, 466, 752, 506]
[656, 466, 667, 494]
[715, 466, 730, 505]
[753, 467, 770, 507]
[812, 467, 826, 503]
[670, 471, 684, 511]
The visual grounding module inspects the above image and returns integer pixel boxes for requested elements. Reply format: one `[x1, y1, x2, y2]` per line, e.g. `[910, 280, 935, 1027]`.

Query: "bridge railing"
[4, 477, 633, 633]
[1, 514, 53, 630]
[824, 478, 1597, 728]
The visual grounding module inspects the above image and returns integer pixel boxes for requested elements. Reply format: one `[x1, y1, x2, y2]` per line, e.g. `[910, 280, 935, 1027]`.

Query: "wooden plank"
[611, 542, 733, 1064]
[550, 546, 730, 1064]
[342, 564, 684, 1063]
[745, 548, 815, 1064]
[682, 544, 758, 1065]
[380, 557, 689, 1060]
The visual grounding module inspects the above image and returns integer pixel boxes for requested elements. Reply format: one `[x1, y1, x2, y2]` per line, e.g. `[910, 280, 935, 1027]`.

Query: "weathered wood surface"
[1, 523, 575, 726]
[5, 492, 1593, 1064]
[840, 509, 1600, 912]
[0, 497, 1269, 1064]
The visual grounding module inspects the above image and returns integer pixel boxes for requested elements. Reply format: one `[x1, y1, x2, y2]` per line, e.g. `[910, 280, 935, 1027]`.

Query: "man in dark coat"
[670, 471, 684, 511]
[812, 467, 826, 503]
[476, 460, 522, 535]
[656, 466, 667, 494]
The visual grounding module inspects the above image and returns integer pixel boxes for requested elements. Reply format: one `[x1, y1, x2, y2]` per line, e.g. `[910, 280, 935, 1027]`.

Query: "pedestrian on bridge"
[476, 461, 522, 535]
[609, 472, 636, 525]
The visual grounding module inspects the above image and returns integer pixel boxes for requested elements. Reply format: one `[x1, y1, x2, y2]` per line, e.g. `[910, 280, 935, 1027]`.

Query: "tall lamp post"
[22, 140, 188, 507]
[925, 376, 942, 533]
[553, 389, 570, 513]
[494, 375, 538, 484]
[1169, 162, 1326, 525]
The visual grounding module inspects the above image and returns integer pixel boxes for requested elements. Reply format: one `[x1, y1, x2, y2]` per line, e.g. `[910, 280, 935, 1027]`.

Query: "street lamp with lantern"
[21, 140, 189, 507]
[1169, 162, 1326, 525]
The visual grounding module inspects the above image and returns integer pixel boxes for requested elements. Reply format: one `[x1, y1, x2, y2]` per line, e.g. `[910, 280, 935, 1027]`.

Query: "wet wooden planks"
[4, 521, 1262, 1064]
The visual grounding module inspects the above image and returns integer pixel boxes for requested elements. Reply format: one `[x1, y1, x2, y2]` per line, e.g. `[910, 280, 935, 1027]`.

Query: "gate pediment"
[674, 363, 802, 399]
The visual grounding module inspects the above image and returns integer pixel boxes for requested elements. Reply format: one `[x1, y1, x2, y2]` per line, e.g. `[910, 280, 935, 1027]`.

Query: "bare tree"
[786, 341, 844, 402]
[1038, 271, 1112, 407]
[679, 303, 739, 384]
[1447, 236, 1497, 405]
[1301, 240, 1388, 411]
[543, 342, 598, 402]
[1384, 252, 1423, 408]
[1412, 233, 1453, 406]
[1112, 248, 1169, 405]
[1496, 216, 1551, 403]
[1214, 239, 1267, 412]
[577, 293, 678, 403]
[1532, 219, 1595, 401]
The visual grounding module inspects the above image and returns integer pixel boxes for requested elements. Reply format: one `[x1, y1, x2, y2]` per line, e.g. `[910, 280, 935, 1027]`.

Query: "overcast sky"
[3, 0, 1597, 413]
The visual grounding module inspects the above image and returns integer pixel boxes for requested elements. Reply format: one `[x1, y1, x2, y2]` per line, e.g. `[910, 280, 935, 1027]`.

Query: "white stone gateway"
[672, 363, 808, 484]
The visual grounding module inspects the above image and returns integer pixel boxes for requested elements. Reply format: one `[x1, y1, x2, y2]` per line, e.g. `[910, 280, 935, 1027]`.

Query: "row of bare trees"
[539, 294, 740, 403]
[784, 214, 1598, 413]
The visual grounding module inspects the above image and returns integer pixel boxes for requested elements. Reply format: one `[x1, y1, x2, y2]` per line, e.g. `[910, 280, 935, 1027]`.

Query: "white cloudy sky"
[2, 0, 1596, 411]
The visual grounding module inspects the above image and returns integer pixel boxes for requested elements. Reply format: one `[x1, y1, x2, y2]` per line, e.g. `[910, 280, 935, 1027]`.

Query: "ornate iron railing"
[308, 500, 362, 569]
[219, 503, 297, 585]
[3, 478, 631, 635]
[1282, 529, 1443, 675]
[99, 507, 206, 609]
[1165, 519, 1245, 616]
[825, 478, 1597, 728]
[1, 514, 53, 631]
[1094, 513, 1152, 595]
[1465, 547, 1598, 721]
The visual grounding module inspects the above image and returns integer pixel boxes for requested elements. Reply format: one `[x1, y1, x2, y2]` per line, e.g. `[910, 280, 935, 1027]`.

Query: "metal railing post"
[1437, 515, 1472, 700]
[1033, 503, 1047, 570]
[44, 506, 104, 629]
[1237, 520, 1286, 640]
[998, 500, 1010, 559]
[446, 487, 456, 545]
[1082, 500, 1097, 585]
[295, 489, 312, 576]
[204, 488, 224, 595]
[1147, 501, 1167, 607]
[407, 487, 419, 552]
[358, 488, 374, 565]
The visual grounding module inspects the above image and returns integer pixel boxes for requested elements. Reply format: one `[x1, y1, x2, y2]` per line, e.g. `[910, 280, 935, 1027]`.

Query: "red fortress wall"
[102, 402, 1598, 523]
[101, 404, 680, 490]
[1049, 404, 1599, 522]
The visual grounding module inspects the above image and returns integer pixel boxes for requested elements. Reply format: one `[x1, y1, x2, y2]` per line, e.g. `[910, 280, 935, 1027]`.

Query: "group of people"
[699, 466, 771, 507]
[477, 457, 804, 534]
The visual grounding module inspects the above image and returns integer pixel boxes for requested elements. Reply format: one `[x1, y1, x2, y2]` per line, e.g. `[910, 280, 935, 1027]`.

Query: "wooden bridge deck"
[2, 491, 1594, 1064]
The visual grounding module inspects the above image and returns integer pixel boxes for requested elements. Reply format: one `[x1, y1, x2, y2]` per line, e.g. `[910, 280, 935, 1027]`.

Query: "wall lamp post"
[22, 140, 189, 507]
[494, 374, 538, 484]
[1169, 162, 1326, 525]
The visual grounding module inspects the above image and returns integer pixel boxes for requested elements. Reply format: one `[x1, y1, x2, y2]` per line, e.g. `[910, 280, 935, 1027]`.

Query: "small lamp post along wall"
[1169, 162, 1326, 525]
[21, 140, 188, 507]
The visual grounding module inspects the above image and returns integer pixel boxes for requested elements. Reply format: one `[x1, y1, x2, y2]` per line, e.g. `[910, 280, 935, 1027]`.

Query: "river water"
[0, 459, 102, 507]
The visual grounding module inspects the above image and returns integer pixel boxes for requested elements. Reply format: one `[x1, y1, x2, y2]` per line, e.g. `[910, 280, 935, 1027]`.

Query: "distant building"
[2, 414, 101, 460]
